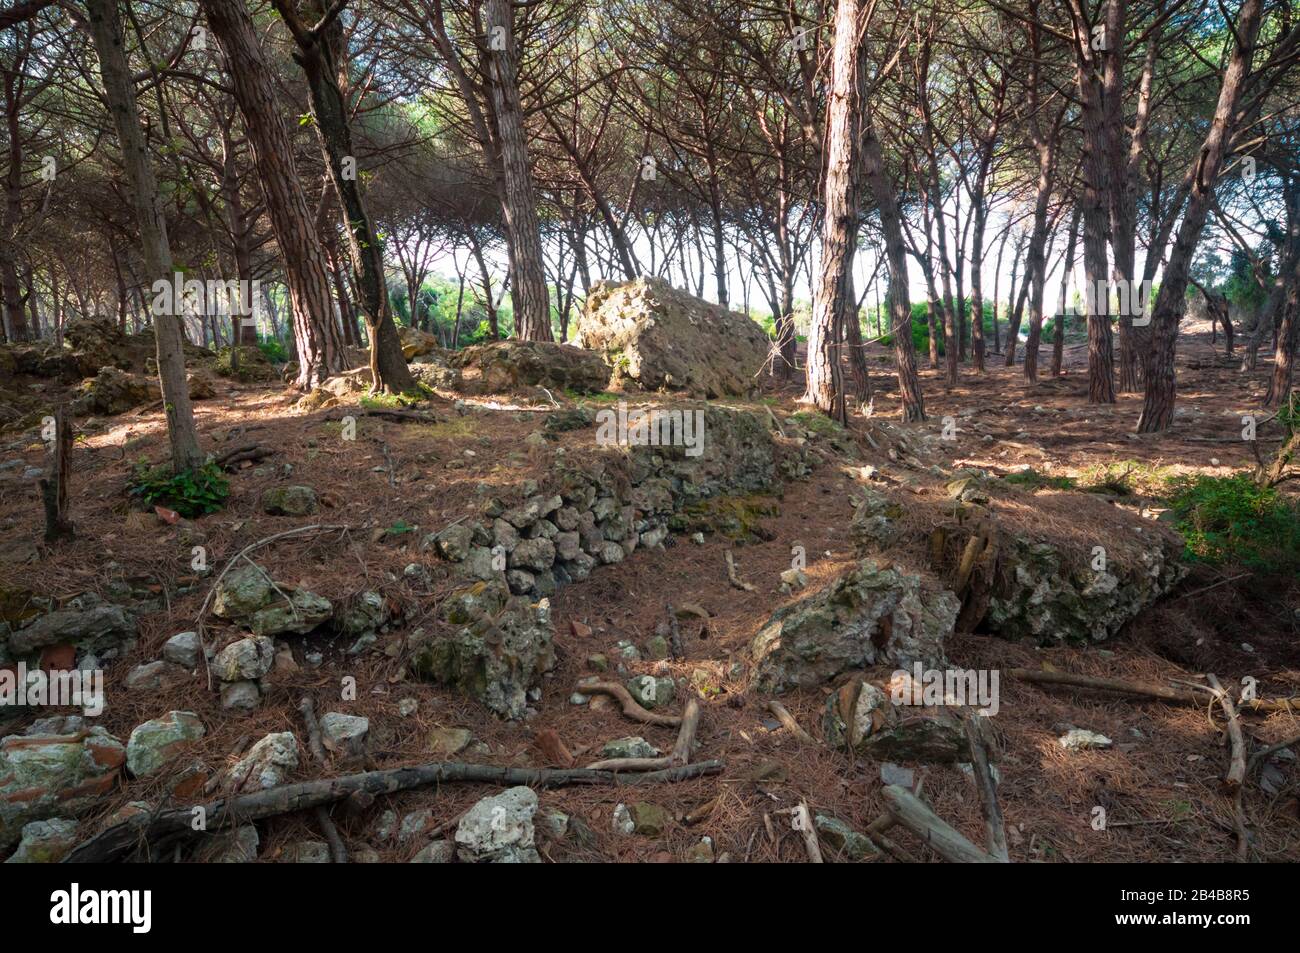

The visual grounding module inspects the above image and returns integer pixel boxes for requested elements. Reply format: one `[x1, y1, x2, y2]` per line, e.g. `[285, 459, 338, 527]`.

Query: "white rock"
[454, 786, 538, 862]
[227, 732, 299, 791]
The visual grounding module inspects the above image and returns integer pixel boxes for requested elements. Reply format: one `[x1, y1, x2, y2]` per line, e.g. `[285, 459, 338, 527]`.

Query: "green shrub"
[358, 383, 433, 410]
[129, 461, 230, 517]
[1002, 468, 1076, 491]
[1165, 473, 1300, 571]
[257, 336, 288, 364]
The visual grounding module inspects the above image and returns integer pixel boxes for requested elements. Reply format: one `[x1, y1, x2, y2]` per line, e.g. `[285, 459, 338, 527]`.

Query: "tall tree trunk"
[86, 0, 202, 473]
[1054, 207, 1081, 377]
[273, 0, 412, 393]
[1264, 246, 1300, 407]
[198, 0, 344, 390]
[1137, 0, 1263, 432]
[803, 0, 858, 421]
[485, 0, 551, 341]
[861, 120, 925, 422]
[1067, 0, 1116, 404]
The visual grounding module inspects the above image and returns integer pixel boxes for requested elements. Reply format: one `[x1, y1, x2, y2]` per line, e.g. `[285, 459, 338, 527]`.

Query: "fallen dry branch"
[767, 700, 817, 745]
[298, 696, 347, 863]
[778, 801, 823, 863]
[881, 785, 1005, 863]
[665, 603, 685, 660]
[1206, 675, 1247, 794]
[1009, 667, 1300, 713]
[322, 407, 438, 425]
[585, 697, 702, 771]
[963, 715, 1009, 862]
[214, 443, 275, 470]
[577, 679, 683, 727]
[1206, 674, 1250, 863]
[725, 550, 756, 592]
[64, 759, 724, 863]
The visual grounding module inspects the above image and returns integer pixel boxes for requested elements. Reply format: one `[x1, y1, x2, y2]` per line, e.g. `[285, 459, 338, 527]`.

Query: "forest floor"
[1, 317, 1297, 863]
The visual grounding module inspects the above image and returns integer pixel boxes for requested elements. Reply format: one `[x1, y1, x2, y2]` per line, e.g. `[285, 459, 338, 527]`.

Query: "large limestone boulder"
[0, 726, 125, 848]
[408, 351, 462, 390]
[5, 593, 136, 657]
[577, 276, 771, 397]
[70, 366, 161, 416]
[459, 339, 610, 394]
[397, 325, 444, 360]
[751, 560, 958, 694]
[985, 532, 1185, 643]
[409, 580, 555, 719]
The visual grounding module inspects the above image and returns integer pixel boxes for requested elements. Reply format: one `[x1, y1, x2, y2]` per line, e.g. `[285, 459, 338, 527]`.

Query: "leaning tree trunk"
[1137, 0, 1263, 433]
[1264, 258, 1300, 407]
[862, 122, 925, 422]
[1053, 207, 1081, 377]
[274, 0, 413, 394]
[198, 0, 345, 390]
[485, 0, 552, 341]
[86, 0, 202, 473]
[803, 0, 860, 421]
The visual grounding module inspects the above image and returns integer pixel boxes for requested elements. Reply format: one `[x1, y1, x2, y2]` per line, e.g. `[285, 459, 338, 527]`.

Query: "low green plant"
[1165, 473, 1300, 571]
[1002, 468, 1076, 491]
[257, 335, 288, 364]
[129, 461, 230, 517]
[359, 384, 433, 410]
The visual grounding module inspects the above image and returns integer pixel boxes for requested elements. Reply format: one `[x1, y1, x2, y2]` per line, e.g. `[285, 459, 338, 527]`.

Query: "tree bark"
[198, 0, 345, 390]
[485, 0, 552, 341]
[861, 121, 925, 422]
[86, 0, 203, 473]
[803, 0, 859, 421]
[1137, 0, 1264, 432]
[1067, 0, 1117, 404]
[273, 0, 413, 393]
[1054, 207, 1081, 377]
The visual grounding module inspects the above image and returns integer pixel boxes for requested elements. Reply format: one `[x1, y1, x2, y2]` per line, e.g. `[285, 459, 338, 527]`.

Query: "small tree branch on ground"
[576, 679, 683, 726]
[65, 759, 724, 863]
[881, 784, 1005, 863]
[725, 550, 756, 592]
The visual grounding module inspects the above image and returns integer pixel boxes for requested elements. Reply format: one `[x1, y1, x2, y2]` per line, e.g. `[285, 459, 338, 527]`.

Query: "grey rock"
[126, 710, 205, 778]
[281, 840, 330, 863]
[435, 524, 474, 561]
[124, 659, 191, 694]
[578, 276, 770, 397]
[7, 596, 136, 655]
[212, 564, 276, 619]
[212, 636, 275, 682]
[250, 589, 332, 637]
[261, 485, 318, 516]
[454, 786, 538, 863]
[0, 727, 124, 849]
[4, 817, 78, 863]
[410, 840, 456, 863]
[227, 732, 299, 791]
[194, 824, 259, 863]
[626, 675, 675, 709]
[408, 581, 555, 719]
[752, 560, 958, 693]
[601, 736, 661, 760]
[510, 537, 555, 572]
[220, 680, 261, 711]
[162, 631, 202, 668]
[319, 712, 369, 759]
